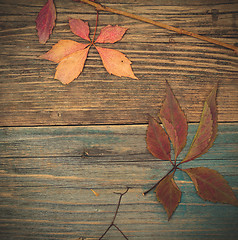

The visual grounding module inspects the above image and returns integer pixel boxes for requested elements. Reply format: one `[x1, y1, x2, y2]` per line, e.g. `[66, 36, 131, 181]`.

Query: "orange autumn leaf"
[41, 17, 137, 84]
[155, 171, 181, 220]
[183, 167, 238, 206]
[96, 46, 137, 79]
[54, 46, 90, 84]
[36, 0, 56, 44]
[159, 81, 188, 161]
[40, 40, 89, 63]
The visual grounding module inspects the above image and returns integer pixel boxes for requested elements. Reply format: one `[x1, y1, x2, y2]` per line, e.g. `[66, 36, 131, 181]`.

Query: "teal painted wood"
[0, 124, 237, 239]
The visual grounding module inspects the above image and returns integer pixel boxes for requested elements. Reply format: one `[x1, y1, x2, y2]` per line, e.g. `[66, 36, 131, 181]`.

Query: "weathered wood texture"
[0, 124, 237, 239]
[0, 0, 238, 126]
[0, 1, 237, 239]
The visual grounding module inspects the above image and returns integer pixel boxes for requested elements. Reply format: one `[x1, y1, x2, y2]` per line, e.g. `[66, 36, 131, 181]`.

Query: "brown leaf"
[146, 116, 171, 162]
[159, 81, 188, 160]
[181, 85, 218, 163]
[36, 0, 56, 44]
[40, 40, 89, 63]
[183, 167, 238, 206]
[95, 46, 137, 79]
[95, 25, 128, 43]
[54, 46, 90, 84]
[155, 171, 181, 220]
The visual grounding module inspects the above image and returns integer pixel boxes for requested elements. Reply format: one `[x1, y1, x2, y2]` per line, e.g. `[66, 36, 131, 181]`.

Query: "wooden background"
[0, 0, 237, 239]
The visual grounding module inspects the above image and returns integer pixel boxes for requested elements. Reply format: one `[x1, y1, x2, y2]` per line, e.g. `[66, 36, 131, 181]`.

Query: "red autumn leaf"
[41, 17, 136, 83]
[95, 25, 128, 43]
[36, 0, 56, 44]
[183, 167, 238, 206]
[69, 18, 91, 41]
[155, 171, 181, 220]
[146, 115, 171, 162]
[181, 85, 218, 163]
[145, 83, 237, 220]
[40, 40, 89, 63]
[96, 46, 137, 79]
[202, 84, 218, 152]
[159, 81, 188, 161]
[54, 46, 90, 84]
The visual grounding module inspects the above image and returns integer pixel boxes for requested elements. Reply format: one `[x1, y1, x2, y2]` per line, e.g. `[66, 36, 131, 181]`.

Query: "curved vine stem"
[99, 187, 130, 240]
[76, 0, 238, 53]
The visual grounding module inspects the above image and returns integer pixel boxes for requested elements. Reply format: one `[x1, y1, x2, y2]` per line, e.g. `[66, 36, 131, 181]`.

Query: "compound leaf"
[40, 16, 136, 83]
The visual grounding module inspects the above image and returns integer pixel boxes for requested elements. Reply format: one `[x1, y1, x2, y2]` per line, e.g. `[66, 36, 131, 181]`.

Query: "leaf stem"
[176, 161, 182, 167]
[99, 187, 130, 240]
[143, 166, 176, 195]
[78, 0, 238, 53]
[92, 10, 99, 43]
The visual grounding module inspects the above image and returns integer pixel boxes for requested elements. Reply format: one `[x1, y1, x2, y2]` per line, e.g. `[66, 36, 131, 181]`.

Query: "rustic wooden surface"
[0, 0, 238, 126]
[0, 0, 238, 239]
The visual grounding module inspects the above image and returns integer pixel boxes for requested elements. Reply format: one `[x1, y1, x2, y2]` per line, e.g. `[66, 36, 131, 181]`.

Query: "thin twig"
[99, 225, 111, 240]
[113, 224, 129, 240]
[76, 0, 238, 53]
[143, 166, 176, 195]
[99, 187, 130, 240]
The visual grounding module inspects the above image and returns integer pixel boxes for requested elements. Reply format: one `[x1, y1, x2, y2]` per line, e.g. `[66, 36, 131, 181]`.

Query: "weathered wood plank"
[1, 123, 238, 159]
[0, 0, 237, 126]
[0, 124, 237, 239]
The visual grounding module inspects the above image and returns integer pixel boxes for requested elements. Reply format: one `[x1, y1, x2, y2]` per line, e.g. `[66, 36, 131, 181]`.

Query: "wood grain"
[0, 123, 237, 239]
[0, 1, 237, 239]
[0, 0, 237, 126]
